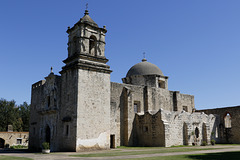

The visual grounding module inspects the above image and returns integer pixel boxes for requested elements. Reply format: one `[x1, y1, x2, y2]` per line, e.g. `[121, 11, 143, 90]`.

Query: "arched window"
[89, 35, 97, 55]
[224, 113, 231, 128]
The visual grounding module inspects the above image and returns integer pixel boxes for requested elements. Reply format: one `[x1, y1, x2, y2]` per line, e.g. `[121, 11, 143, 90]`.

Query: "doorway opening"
[110, 134, 115, 148]
[46, 125, 51, 144]
[0, 138, 5, 148]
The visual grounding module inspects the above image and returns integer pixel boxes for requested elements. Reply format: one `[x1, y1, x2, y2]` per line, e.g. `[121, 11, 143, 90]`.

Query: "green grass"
[70, 147, 226, 157]
[122, 151, 240, 160]
[117, 146, 166, 150]
[0, 156, 32, 160]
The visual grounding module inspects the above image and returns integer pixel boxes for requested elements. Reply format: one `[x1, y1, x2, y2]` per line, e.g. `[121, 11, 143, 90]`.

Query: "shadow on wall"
[120, 87, 127, 146]
[128, 116, 138, 146]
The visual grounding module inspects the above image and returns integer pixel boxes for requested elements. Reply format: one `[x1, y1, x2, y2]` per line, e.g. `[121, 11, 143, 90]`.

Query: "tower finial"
[142, 52, 147, 62]
[84, 3, 89, 15]
[51, 67, 53, 73]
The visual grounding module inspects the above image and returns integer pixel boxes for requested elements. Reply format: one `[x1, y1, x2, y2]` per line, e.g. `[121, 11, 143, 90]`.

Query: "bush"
[211, 139, 216, 145]
[42, 142, 50, 149]
[10, 145, 28, 149]
[202, 141, 207, 146]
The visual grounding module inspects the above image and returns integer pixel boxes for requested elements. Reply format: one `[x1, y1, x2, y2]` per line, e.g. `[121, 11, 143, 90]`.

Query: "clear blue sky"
[1, 0, 240, 110]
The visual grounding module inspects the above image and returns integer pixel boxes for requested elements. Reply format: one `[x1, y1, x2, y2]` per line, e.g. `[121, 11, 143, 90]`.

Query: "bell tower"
[63, 9, 110, 72]
[60, 10, 111, 151]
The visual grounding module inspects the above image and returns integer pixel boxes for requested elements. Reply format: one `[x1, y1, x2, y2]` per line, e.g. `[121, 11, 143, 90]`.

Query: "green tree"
[19, 102, 30, 131]
[0, 98, 30, 132]
[0, 99, 18, 131]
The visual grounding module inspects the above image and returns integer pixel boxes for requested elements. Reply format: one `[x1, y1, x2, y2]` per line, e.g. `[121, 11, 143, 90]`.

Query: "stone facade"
[29, 10, 228, 151]
[0, 132, 29, 148]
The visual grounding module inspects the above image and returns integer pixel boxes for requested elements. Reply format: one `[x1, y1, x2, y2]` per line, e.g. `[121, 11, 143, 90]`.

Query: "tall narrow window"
[195, 127, 199, 138]
[47, 96, 50, 108]
[224, 113, 231, 128]
[65, 125, 69, 136]
[134, 101, 140, 113]
[89, 35, 97, 55]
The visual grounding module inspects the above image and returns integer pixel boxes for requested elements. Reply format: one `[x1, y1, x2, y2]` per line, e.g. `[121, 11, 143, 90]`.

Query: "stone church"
[29, 10, 238, 152]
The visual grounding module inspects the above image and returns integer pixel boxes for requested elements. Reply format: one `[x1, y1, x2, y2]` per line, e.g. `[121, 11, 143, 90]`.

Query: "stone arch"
[89, 35, 97, 56]
[0, 138, 5, 148]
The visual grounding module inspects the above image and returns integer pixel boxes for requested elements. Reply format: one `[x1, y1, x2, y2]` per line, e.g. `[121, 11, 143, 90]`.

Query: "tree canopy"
[0, 98, 30, 132]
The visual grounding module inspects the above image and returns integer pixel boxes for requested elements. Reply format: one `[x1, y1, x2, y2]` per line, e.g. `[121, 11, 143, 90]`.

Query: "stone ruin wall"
[110, 82, 196, 147]
[135, 110, 218, 147]
[198, 106, 240, 144]
[0, 132, 29, 147]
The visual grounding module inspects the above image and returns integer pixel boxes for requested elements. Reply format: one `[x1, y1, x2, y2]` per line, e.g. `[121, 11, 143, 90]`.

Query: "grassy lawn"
[0, 156, 32, 160]
[70, 147, 226, 157]
[122, 151, 240, 160]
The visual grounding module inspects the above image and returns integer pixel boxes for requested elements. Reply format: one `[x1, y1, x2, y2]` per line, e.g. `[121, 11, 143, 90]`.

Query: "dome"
[126, 58, 164, 77]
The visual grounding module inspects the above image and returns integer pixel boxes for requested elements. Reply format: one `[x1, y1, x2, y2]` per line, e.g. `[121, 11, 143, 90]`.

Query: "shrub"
[10, 145, 27, 149]
[211, 139, 216, 145]
[201, 141, 207, 146]
[42, 142, 50, 149]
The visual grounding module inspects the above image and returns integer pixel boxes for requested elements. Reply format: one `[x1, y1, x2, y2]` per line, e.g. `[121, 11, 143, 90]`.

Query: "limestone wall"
[58, 68, 78, 151]
[135, 112, 165, 146]
[198, 106, 240, 144]
[147, 87, 173, 111]
[161, 110, 217, 147]
[110, 81, 195, 147]
[176, 93, 195, 113]
[0, 132, 29, 147]
[110, 82, 145, 147]
[135, 110, 217, 147]
[76, 69, 111, 151]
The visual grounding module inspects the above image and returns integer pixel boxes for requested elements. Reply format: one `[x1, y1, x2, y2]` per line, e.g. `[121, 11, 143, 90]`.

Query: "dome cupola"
[122, 59, 168, 89]
[126, 58, 164, 77]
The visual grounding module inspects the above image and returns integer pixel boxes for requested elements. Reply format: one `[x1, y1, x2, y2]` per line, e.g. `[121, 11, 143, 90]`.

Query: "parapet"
[32, 80, 46, 89]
